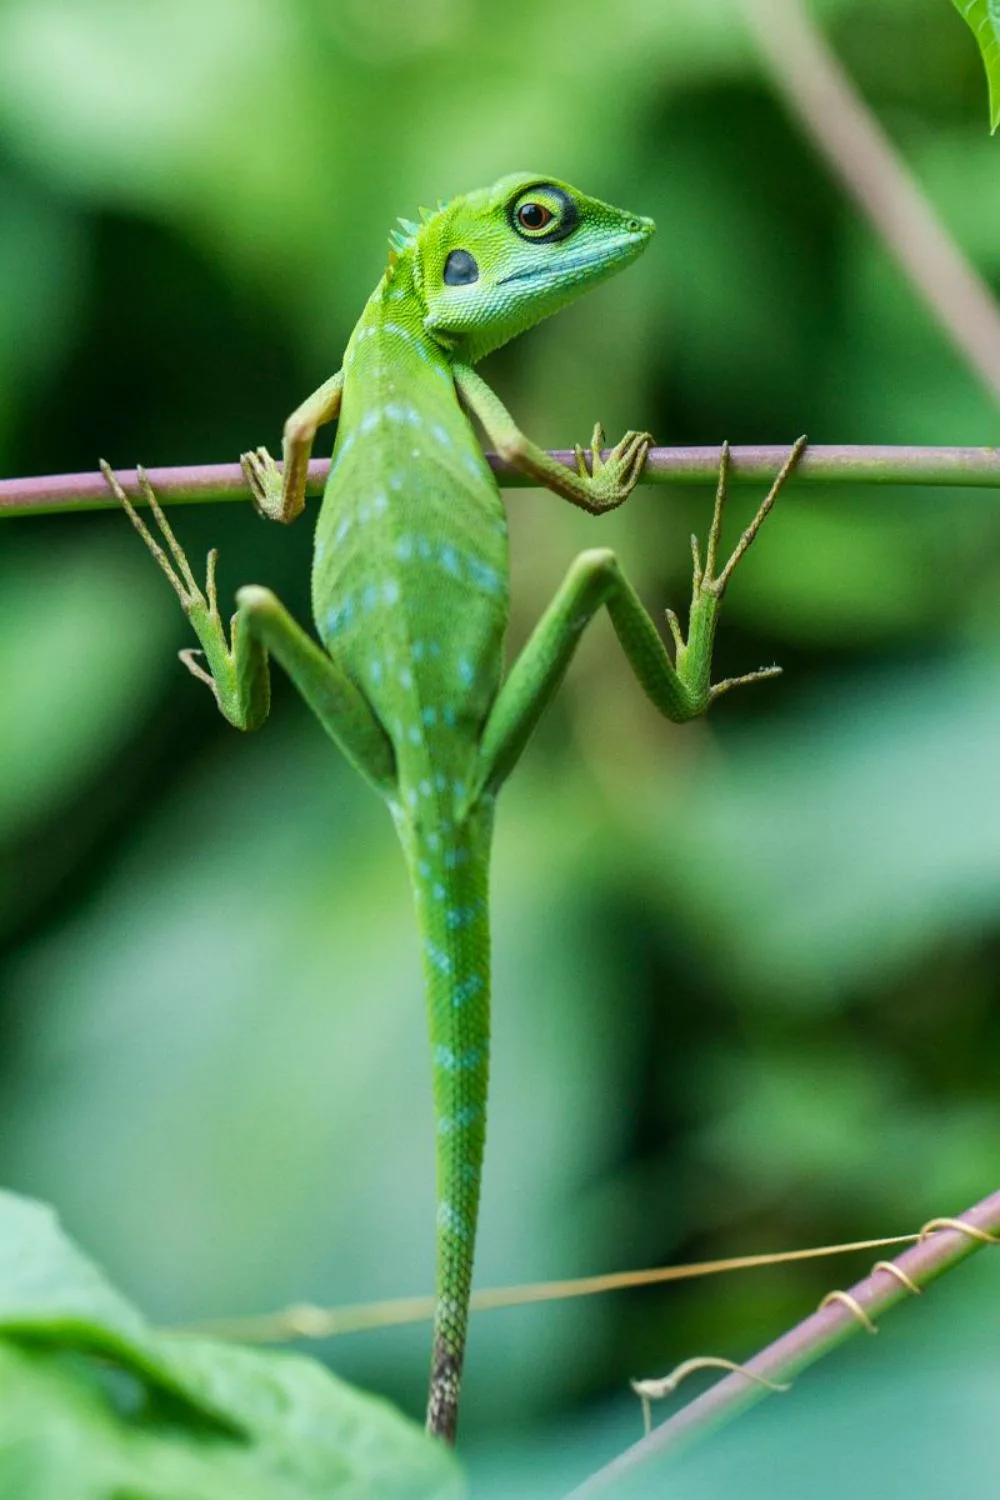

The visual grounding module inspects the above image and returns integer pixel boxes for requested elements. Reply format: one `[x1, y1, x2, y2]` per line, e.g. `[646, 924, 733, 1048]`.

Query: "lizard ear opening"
[443, 249, 479, 286]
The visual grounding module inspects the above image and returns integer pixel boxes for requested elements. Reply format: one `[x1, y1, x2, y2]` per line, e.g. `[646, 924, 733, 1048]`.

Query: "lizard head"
[413, 173, 655, 363]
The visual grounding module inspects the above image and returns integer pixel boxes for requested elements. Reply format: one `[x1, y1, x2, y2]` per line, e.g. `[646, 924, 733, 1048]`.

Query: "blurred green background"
[1, 0, 999, 1492]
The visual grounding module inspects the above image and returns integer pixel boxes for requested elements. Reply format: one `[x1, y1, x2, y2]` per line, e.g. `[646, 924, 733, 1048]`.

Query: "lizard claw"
[577, 425, 654, 511]
[240, 444, 284, 520]
[575, 422, 608, 478]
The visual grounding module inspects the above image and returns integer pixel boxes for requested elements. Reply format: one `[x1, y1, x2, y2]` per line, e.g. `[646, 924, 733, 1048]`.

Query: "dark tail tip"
[425, 1338, 462, 1445]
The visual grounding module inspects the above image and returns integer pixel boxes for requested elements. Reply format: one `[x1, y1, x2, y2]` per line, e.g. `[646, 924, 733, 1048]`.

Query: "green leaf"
[0, 1189, 463, 1500]
[0, 1188, 239, 1432]
[952, 0, 1000, 131]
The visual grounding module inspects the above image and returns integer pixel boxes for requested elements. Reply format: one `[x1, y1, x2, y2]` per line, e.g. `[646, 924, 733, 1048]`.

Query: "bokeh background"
[1, 0, 998, 1493]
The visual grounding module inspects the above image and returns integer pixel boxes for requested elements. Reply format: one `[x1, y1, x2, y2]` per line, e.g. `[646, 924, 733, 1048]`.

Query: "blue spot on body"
[400, 667, 413, 689]
[436, 1202, 469, 1237]
[434, 1045, 482, 1070]
[467, 556, 502, 594]
[453, 974, 484, 1008]
[457, 657, 474, 686]
[425, 940, 452, 975]
[363, 584, 378, 610]
[324, 597, 354, 636]
[440, 545, 460, 577]
[383, 579, 400, 604]
[437, 1111, 477, 1138]
[331, 431, 355, 472]
[422, 705, 437, 726]
[446, 905, 479, 930]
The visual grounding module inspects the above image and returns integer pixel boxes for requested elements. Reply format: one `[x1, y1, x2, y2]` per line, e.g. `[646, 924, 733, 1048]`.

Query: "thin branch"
[741, 0, 1000, 405]
[564, 1189, 1000, 1498]
[181, 1233, 916, 1344]
[4, 446, 1000, 517]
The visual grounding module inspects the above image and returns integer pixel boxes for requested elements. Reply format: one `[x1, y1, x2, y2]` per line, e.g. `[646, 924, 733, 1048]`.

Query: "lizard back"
[312, 255, 510, 805]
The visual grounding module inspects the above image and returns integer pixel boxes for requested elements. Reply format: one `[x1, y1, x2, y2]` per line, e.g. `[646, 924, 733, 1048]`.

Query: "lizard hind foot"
[100, 460, 201, 607]
[707, 435, 809, 597]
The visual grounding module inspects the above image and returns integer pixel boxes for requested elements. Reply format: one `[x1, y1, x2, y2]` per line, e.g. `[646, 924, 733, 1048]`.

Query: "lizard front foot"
[240, 445, 285, 522]
[573, 422, 654, 512]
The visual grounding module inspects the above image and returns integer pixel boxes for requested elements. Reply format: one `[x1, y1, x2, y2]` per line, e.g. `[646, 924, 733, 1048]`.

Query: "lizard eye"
[517, 202, 552, 231]
[509, 184, 579, 243]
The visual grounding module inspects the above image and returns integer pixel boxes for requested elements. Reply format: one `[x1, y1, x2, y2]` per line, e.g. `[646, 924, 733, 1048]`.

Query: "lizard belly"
[312, 412, 509, 798]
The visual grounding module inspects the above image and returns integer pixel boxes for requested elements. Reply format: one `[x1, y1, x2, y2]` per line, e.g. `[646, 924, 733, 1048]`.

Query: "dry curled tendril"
[629, 1213, 999, 1436]
[630, 1357, 791, 1436]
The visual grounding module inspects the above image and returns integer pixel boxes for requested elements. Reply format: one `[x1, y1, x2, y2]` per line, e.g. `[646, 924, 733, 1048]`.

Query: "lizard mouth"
[496, 234, 648, 285]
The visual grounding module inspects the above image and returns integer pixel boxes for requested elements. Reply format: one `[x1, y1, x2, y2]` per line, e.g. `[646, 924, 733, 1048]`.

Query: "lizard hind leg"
[473, 437, 808, 795]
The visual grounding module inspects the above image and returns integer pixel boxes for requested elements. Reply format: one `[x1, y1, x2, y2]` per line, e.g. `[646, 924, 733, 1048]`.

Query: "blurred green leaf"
[0, 1188, 237, 1429]
[951, 0, 1000, 129]
[642, 650, 1000, 1001]
[0, 1188, 462, 1500]
[0, 529, 176, 842]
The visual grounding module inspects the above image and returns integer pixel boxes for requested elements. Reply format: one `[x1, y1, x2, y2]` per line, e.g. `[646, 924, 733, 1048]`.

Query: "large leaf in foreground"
[0, 1189, 461, 1500]
[952, 0, 1000, 129]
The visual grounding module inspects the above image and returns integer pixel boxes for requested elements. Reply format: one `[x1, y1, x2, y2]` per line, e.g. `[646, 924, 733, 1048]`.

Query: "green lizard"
[101, 173, 805, 1444]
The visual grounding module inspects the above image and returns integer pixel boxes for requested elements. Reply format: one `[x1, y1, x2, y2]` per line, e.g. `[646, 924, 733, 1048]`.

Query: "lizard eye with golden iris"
[517, 202, 553, 231]
[509, 184, 578, 242]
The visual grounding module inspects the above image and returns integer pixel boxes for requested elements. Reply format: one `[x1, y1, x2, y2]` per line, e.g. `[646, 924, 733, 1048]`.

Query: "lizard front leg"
[473, 437, 808, 797]
[452, 362, 652, 515]
[101, 462, 396, 796]
[240, 368, 344, 524]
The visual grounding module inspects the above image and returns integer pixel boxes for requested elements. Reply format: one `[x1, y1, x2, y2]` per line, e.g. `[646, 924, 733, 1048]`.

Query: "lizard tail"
[410, 812, 492, 1444]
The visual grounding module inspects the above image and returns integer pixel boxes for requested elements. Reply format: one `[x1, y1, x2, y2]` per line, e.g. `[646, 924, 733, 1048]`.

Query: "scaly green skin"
[101, 172, 806, 1445]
